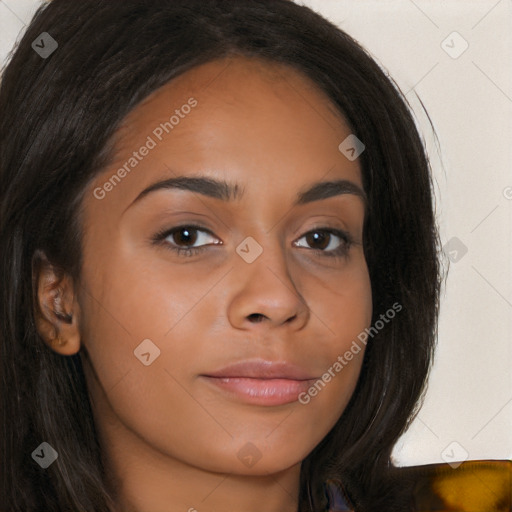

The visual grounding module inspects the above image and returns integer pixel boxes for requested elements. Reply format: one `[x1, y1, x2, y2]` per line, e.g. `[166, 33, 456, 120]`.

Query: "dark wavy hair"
[0, 1, 442, 510]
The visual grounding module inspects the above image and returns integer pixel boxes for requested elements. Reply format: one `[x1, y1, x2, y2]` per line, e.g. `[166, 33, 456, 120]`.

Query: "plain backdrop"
[1, 0, 511, 466]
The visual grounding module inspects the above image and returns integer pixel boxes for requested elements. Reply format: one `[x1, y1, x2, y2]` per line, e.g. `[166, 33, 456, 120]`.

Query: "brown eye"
[162, 226, 220, 250]
[304, 231, 330, 250]
[171, 227, 199, 247]
[294, 228, 353, 258]
[153, 224, 221, 257]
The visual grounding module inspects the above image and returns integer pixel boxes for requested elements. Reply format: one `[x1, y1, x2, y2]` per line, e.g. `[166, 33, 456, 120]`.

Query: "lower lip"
[201, 376, 315, 406]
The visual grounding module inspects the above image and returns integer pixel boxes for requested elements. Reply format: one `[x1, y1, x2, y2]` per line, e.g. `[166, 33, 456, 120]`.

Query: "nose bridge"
[237, 225, 292, 284]
[228, 229, 309, 330]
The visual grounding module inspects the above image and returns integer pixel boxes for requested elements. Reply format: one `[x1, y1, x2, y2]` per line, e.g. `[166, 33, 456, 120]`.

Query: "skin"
[35, 55, 372, 512]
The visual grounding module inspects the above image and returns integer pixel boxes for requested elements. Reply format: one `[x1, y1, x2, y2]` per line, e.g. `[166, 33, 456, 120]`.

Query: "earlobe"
[32, 251, 81, 356]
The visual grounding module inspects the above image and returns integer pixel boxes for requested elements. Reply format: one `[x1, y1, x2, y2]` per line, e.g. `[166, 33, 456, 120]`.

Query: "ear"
[32, 250, 81, 356]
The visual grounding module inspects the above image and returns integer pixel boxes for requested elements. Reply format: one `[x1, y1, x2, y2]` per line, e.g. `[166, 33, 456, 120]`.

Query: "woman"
[0, 1, 441, 511]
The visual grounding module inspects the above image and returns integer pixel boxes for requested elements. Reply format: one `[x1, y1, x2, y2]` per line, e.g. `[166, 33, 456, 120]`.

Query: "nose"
[227, 243, 310, 332]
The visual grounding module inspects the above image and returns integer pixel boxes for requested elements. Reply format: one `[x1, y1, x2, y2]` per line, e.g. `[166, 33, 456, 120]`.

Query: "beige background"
[1, 0, 511, 466]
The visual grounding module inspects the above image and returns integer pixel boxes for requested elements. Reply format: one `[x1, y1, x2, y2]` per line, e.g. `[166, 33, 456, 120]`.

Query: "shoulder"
[324, 460, 512, 511]
[405, 459, 511, 511]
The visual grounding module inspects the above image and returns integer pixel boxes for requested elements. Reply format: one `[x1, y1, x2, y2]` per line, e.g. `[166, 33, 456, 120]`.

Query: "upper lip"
[202, 360, 317, 380]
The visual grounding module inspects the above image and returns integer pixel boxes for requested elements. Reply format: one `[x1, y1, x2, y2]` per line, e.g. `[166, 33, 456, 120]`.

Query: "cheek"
[299, 254, 372, 408]
[296, 259, 372, 416]
[77, 256, 227, 467]
[308, 254, 373, 350]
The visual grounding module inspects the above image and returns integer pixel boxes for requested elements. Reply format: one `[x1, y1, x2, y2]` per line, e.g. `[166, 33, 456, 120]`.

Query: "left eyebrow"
[295, 178, 366, 206]
[127, 173, 367, 210]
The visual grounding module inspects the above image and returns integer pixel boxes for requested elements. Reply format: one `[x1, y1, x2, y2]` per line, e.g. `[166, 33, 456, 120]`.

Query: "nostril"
[247, 313, 265, 323]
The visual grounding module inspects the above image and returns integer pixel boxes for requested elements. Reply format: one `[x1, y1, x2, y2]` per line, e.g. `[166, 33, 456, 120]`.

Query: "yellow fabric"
[326, 460, 512, 511]
[409, 460, 511, 512]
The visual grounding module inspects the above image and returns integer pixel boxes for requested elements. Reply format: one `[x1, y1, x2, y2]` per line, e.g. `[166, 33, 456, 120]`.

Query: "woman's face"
[77, 56, 372, 478]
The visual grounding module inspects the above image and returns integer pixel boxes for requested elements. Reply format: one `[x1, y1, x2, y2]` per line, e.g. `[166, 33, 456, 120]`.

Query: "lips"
[200, 360, 318, 406]
[202, 360, 317, 380]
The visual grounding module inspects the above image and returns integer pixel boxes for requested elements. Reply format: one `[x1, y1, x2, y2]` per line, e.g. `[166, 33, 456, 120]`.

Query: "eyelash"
[152, 224, 354, 259]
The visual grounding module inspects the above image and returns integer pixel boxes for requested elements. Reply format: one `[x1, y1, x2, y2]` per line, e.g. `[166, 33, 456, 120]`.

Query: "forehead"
[112, 54, 353, 162]
[121, 55, 345, 128]
[87, 55, 363, 216]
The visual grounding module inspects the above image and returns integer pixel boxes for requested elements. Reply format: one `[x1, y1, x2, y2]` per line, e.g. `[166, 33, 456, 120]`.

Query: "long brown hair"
[0, 1, 442, 510]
